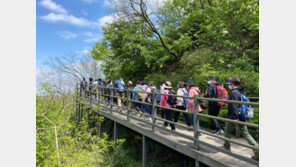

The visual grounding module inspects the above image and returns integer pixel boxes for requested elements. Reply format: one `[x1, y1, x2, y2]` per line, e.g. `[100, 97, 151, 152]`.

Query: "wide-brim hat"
[184, 80, 195, 86]
[164, 81, 173, 89]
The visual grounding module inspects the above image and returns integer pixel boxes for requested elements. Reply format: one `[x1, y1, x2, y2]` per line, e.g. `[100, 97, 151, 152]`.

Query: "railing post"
[110, 88, 114, 114]
[127, 89, 131, 121]
[142, 134, 147, 167]
[151, 91, 157, 131]
[76, 83, 78, 121]
[193, 95, 200, 150]
[98, 85, 101, 101]
[113, 121, 118, 167]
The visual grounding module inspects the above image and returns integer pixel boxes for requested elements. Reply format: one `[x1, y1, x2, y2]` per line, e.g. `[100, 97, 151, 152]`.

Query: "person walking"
[133, 81, 143, 113]
[185, 80, 204, 134]
[174, 81, 192, 128]
[205, 76, 224, 134]
[219, 77, 259, 161]
[142, 81, 157, 121]
[114, 76, 125, 108]
[160, 81, 176, 131]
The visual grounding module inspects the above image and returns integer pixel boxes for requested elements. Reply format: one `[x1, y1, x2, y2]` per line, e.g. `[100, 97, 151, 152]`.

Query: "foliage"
[91, 0, 259, 96]
[36, 85, 125, 167]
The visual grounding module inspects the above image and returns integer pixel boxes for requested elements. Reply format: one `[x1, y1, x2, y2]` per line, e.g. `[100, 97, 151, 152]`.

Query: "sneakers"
[219, 146, 231, 152]
[213, 129, 224, 135]
[252, 152, 259, 161]
[162, 125, 169, 129]
[147, 117, 152, 122]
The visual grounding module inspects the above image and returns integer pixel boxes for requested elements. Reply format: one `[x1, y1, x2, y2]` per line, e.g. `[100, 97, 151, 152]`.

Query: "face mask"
[207, 81, 212, 84]
[228, 85, 232, 90]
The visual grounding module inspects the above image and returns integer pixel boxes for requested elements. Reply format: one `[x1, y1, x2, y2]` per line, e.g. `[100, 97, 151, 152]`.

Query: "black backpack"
[167, 90, 177, 105]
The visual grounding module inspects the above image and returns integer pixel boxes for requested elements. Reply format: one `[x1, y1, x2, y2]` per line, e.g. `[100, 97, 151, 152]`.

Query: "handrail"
[78, 84, 259, 166]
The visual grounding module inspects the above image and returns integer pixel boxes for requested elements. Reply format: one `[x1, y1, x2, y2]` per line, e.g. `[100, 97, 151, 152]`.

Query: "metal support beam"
[113, 121, 118, 167]
[142, 135, 147, 167]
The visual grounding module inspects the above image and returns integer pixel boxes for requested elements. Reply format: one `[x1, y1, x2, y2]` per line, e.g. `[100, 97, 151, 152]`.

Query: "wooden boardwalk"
[83, 98, 258, 167]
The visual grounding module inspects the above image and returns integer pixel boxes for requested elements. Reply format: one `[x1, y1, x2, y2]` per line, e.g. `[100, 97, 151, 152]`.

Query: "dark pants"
[209, 102, 222, 131]
[174, 106, 191, 127]
[163, 109, 175, 130]
[143, 104, 152, 115]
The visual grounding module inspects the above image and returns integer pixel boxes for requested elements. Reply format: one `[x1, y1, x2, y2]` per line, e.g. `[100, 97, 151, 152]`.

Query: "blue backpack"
[150, 88, 162, 103]
[238, 94, 254, 121]
[182, 90, 188, 108]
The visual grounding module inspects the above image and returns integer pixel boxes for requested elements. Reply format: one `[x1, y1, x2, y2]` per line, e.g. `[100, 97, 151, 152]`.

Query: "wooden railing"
[76, 84, 259, 166]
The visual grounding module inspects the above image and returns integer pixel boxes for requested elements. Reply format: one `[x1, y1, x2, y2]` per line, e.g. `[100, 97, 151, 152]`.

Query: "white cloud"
[98, 14, 120, 27]
[40, 13, 92, 27]
[58, 31, 78, 39]
[83, 36, 102, 43]
[39, 0, 67, 14]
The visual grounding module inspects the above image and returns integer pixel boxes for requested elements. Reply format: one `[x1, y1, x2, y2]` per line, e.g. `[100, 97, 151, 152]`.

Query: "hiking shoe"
[251, 152, 259, 161]
[147, 117, 152, 122]
[213, 129, 224, 135]
[171, 129, 176, 132]
[219, 146, 231, 152]
[162, 125, 169, 129]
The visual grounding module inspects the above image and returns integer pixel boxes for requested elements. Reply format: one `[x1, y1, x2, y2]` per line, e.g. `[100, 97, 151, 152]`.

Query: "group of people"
[80, 76, 259, 161]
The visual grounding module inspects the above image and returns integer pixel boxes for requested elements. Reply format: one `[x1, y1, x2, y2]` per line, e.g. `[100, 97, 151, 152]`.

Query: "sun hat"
[164, 81, 173, 89]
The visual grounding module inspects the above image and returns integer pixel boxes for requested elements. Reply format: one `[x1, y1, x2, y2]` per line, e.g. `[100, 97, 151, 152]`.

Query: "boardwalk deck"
[83, 99, 258, 167]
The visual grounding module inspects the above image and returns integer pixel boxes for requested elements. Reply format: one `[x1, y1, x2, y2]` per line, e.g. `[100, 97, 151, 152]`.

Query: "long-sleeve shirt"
[160, 89, 174, 108]
[142, 86, 156, 103]
[176, 88, 187, 106]
[132, 84, 142, 101]
[186, 87, 203, 113]
[227, 87, 243, 120]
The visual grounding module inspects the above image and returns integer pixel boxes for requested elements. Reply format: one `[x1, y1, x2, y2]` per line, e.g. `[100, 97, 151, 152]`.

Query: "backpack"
[149, 88, 161, 103]
[167, 90, 177, 105]
[181, 90, 188, 108]
[137, 86, 145, 100]
[238, 94, 254, 121]
[216, 85, 229, 106]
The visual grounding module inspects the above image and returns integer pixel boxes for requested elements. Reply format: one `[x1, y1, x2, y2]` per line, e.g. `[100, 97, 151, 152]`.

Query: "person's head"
[149, 81, 156, 87]
[184, 80, 195, 91]
[118, 76, 123, 80]
[178, 81, 185, 89]
[137, 80, 141, 85]
[225, 77, 241, 90]
[207, 76, 217, 84]
[83, 77, 85, 81]
[141, 80, 146, 85]
[164, 81, 172, 90]
[89, 78, 93, 82]
[161, 80, 166, 85]
[98, 78, 102, 81]
[128, 80, 133, 86]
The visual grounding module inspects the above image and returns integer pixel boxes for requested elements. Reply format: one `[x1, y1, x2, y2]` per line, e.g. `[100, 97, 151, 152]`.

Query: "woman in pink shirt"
[184, 80, 203, 132]
[160, 81, 175, 131]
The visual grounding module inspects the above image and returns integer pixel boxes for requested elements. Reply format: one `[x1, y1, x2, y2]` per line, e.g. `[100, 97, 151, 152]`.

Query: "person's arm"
[176, 89, 182, 104]
[142, 87, 150, 102]
[231, 91, 240, 119]
[160, 91, 167, 106]
[187, 89, 193, 111]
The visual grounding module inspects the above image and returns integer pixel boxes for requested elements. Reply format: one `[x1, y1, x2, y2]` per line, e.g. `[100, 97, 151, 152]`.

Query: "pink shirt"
[160, 89, 174, 108]
[187, 87, 204, 113]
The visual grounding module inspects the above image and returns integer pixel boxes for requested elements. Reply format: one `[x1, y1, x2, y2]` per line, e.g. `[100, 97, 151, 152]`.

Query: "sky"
[36, 0, 112, 70]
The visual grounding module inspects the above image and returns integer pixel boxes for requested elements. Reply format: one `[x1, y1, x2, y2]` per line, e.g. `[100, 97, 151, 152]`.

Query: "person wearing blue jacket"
[114, 76, 125, 108]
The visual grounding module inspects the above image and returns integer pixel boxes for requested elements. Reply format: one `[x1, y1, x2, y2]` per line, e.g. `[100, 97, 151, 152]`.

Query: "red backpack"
[216, 85, 229, 106]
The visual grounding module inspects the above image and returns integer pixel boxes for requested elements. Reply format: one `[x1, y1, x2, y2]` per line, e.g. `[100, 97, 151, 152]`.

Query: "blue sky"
[37, 0, 112, 69]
